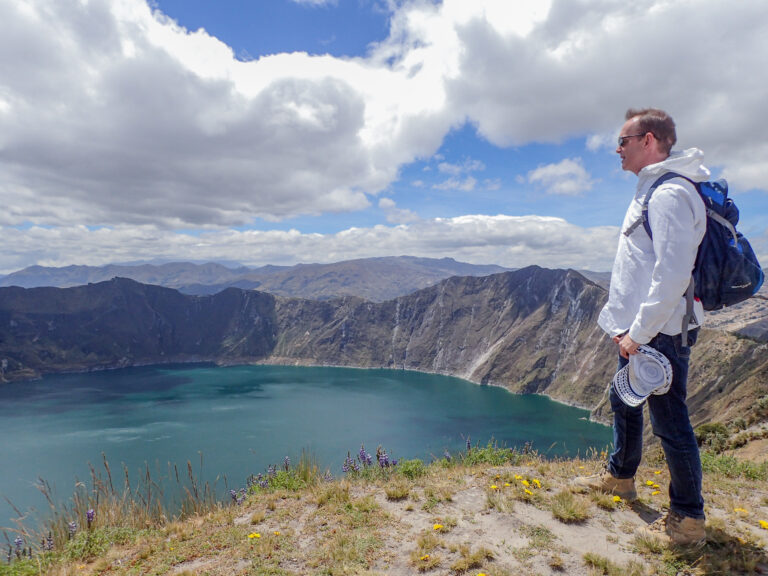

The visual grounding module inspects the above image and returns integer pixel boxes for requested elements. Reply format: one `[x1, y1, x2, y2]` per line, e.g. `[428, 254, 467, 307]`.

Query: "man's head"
[616, 108, 676, 174]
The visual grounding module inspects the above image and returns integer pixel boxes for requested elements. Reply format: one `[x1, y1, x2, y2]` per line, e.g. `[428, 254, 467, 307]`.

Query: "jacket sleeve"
[627, 182, 702, 343]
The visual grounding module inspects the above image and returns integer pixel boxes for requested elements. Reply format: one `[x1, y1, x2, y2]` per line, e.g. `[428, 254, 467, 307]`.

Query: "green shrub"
[398, 459, 427, 479]
[694, 422, 730, 452]
[701, 451, 768, 481]
[461, 441, 525, 466]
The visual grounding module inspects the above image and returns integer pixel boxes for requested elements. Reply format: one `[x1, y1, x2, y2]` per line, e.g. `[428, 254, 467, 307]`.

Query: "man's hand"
[615, 333, 640, 358]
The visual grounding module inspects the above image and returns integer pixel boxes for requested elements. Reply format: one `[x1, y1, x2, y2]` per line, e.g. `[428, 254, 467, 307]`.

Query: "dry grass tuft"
[550, 489, 592, 524]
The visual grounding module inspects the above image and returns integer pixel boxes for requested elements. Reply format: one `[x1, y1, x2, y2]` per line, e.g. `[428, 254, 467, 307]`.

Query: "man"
[576, 108, 708, 546]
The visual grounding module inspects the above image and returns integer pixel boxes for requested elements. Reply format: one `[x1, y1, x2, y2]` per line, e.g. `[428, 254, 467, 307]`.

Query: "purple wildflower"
[46, 532, 54, 551]
[267, 464, 277, 478]
[86, 508, 95, 528]
[444, 450, 452, 461]
[229, 489, 238, 502]
[466, 436, 471, 452]
[323, 470, 333, 482]
[68, 521, 78, 539]
[14, 537, 22, 551]
[342, 452, 356, 473]
[283, 456, 290, 471]
[377, 448, 390, 468]
[359, 445, 372, 467]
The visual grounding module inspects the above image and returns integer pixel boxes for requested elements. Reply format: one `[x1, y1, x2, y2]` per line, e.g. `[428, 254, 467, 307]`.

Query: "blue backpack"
[625, 172, 764, 316]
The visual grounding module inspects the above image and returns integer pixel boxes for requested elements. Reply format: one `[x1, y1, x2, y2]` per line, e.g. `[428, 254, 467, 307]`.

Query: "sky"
[1, 0, 767, 275]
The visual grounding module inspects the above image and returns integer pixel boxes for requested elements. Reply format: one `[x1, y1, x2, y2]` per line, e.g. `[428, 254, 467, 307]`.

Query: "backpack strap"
[681, 277, 695, 347]
[623, 172, 688, 239]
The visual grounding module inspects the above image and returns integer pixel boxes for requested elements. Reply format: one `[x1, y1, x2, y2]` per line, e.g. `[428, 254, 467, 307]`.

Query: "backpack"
[625, 172, 764, 335]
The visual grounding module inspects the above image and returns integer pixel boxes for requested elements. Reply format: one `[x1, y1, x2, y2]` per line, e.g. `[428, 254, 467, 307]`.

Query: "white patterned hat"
[612, 345, 674, 407]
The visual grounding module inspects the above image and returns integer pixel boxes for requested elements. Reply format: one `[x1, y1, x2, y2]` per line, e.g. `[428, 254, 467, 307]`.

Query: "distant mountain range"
[0, 257, 510, 302]
[1, 266, 765, 431]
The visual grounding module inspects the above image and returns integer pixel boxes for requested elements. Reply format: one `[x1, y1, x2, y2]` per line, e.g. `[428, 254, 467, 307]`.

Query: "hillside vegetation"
[2, 444, 768, 575]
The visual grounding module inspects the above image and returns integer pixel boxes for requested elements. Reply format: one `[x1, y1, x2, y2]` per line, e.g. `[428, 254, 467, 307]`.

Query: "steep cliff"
[270, 266, 615, 410]
[0, 278, 278, 377]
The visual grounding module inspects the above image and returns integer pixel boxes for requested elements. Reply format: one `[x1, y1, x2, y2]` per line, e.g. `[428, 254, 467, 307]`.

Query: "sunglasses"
[617, 133, 646, 147]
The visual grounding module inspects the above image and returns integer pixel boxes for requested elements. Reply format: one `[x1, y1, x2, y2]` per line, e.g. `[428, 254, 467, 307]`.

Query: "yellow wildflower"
[524, 489, 533, 495]
[532, 479, 541, 488]
[651, 491, 661, 496]
[504, 482, 511, 487]
[514, 474, 523, 480]
[420, 554, 430, 561]
[578, 465, 585, 469]
[490, 484, 498, 490]
[654, 470, 662, 475]
[645, 480, 654, 486]
[652, 484, 660, 489]
[759, 520, 768, 530]
[612, 495, 621, 502]
[248, 533, 261, 539]
[733, 507, 749, 515]
[273, 531, 280, 536]
[521, 479, 530, 487]
[433, 524, 443, 531]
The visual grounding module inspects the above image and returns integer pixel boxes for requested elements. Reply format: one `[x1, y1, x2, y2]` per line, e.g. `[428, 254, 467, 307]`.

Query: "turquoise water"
[0, 364, 611, 524]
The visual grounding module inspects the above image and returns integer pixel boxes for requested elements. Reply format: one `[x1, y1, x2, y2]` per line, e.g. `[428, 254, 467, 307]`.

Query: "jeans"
[608, 329, 704, 519]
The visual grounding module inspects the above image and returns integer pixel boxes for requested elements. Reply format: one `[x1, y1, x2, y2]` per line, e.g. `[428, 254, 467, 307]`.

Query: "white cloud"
[0, 217, 620, 274]
[438, 158, 485, 175]
[527, 158, 594, 196]
[0, 0, 457, 229]
[439, 0, 768, 190]
[433, 176, 477, 192]
[378, 197, 419, 224]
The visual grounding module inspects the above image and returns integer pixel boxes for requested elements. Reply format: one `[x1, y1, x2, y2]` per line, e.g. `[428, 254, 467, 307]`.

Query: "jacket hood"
[640, 147, 710, 182]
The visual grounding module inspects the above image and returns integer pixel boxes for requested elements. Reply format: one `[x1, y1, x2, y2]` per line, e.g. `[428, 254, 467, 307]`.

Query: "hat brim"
[612, 365, 646, 407]
[612, 345, 673, 407]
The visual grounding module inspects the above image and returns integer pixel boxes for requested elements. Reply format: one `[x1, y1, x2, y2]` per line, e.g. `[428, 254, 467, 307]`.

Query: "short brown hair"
[625, 108, 676, 155]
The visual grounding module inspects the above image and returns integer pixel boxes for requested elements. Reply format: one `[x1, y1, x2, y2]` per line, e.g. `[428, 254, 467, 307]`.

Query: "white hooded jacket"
[598, 148, 709, 344]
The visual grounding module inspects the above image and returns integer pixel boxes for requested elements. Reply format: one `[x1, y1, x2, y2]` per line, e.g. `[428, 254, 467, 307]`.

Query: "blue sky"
[1, 0, 767, 274]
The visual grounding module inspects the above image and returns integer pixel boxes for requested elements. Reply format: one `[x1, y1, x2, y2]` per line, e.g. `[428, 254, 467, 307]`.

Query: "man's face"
[616, 118, 648, 175]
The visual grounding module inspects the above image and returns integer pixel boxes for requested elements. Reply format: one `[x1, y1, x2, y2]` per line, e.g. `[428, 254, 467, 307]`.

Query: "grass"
[550, 490, 592, 524]
[2, 443, 768, 575]
[449, 543, 494, 572]
[582, 552, 646, 575]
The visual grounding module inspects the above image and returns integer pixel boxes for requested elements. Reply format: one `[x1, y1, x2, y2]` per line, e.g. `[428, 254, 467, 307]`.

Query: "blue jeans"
[608, 329, 704, 519]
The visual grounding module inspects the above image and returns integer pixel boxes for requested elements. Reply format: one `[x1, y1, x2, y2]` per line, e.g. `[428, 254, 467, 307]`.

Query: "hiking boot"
[637, 510, 706, 547]
[571, 467, 637, 500]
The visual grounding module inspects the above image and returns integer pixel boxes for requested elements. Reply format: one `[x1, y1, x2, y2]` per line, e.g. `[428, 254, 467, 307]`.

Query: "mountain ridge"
[0, 256, 509, 302]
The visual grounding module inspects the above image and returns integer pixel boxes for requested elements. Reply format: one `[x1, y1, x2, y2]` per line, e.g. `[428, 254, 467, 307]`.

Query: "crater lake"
[0, 364, 611, 524]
